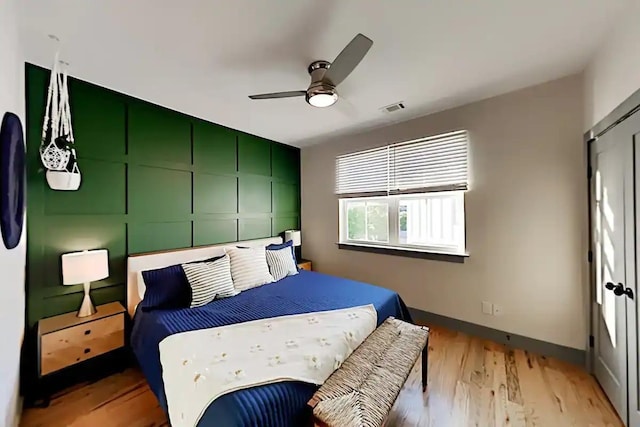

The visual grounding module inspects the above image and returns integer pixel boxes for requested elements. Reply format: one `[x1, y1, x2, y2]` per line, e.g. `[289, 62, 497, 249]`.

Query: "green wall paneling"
[44, 159, 126, 215]
[128, 165, 192, 219]
[128, 221, 192, 254]
[272, 143, 300, 182]
[194, 173, 237, 214]
[194, 219, 238, 246]
[273, 216, 300, 236]
[128, 101, 191, 165]
[273, 182, 298, 213]
[239, 176, 271, 213]
[69, 79, 126, 159]
[239, 218, 272, 240]
[193, 121, 237, 173]
[25, 63, 300, 333]
[238, 133, 271, 176]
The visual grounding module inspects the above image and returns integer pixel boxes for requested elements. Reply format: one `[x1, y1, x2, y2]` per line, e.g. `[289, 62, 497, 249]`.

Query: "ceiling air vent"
[380, 102, 406, 113]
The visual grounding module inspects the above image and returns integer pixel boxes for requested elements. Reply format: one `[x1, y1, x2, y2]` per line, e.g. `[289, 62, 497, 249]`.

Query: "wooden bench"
[308, 317, 429, 427]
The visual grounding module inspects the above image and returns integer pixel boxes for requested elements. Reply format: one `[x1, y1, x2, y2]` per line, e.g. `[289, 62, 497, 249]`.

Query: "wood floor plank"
[21, 326, 624, 427]
[490, 347, 511, 427]
[517, 349, 574, 427]
[505, 349, 523, 405]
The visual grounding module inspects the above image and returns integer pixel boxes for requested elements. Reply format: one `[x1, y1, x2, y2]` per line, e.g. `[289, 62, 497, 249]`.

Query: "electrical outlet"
[493, 304, 503, 316]
[481, 301, 493, 315]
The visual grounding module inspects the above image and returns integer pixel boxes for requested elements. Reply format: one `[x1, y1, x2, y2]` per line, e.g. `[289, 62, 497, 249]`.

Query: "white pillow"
[266, 246, 298, 281]
[182, 255, 238, 308]
[227, 246, 274, 291]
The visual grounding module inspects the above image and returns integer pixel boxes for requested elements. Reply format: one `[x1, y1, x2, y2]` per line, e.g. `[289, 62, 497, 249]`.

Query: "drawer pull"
[84, 348, 91, 354]
[84, 330, 91, 335]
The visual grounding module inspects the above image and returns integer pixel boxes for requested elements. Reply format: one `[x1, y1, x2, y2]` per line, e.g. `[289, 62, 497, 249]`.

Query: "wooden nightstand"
[298, 259, 312, 271]
[37, 302, 126, 377]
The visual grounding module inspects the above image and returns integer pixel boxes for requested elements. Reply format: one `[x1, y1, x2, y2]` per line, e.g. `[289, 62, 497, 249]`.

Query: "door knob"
[605, 282, 625, 296]
[605, 282, 634, 299]
[614, 284, 625, 296]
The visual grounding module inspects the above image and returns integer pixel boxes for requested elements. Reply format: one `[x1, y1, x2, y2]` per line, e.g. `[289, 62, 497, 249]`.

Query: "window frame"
[339, 191, 467, 257]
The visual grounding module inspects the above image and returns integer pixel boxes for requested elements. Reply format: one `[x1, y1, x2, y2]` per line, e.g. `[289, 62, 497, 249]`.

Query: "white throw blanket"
[159, 305, 377, 427]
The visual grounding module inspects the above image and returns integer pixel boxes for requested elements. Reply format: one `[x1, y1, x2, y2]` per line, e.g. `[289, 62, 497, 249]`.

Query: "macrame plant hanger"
[40, 38, 81, 191]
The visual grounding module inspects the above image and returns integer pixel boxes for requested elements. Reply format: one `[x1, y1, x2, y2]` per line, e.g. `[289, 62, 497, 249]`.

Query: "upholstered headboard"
[126, 237, 282, 317]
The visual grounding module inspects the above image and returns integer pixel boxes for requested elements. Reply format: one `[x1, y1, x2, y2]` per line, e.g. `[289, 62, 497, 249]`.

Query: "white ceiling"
[19, 0, 628, 147]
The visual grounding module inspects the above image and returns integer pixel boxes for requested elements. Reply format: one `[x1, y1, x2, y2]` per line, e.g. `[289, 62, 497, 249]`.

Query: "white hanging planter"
[40, 51, 82, 191]
[46, 169, 81, 191]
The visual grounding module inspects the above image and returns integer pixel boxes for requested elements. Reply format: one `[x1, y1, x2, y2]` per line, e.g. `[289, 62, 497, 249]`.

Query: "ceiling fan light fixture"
[247, 33, 373, 109]
[307, 92, 338, 108]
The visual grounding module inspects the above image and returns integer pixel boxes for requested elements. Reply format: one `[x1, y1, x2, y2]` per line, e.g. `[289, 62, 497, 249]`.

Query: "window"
[345, 199, 389, 243]
[336, 130, 468, 255]
[340, 192, 465, 254]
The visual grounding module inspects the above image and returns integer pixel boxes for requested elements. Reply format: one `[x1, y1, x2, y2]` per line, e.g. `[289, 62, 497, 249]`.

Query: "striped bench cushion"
[309, 317, 429, 427]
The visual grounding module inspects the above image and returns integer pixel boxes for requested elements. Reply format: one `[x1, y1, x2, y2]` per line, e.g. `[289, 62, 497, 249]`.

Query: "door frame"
[586, 86, 640, 375]
[631, 126, 640, 427]
[586, 89, 640, 427]
[589, 131, 633, 420]
[587, 134, 595, 374]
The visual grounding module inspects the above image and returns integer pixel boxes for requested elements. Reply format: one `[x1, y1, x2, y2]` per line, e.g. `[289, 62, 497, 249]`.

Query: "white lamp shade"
[62, 249, 109, 285]
[284, 230, 301, 247]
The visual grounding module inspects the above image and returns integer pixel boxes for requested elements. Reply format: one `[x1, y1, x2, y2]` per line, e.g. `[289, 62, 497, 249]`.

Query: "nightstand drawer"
[40, 314, 124, 375]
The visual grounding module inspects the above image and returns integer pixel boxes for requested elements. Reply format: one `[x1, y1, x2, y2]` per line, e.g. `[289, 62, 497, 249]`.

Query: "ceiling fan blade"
[248, 90, 306, 100]
[323, 33, 373, 87]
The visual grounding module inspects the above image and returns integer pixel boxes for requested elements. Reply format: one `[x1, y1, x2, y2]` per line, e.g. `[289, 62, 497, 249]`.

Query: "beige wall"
[302, 75, 587, 350]
[0, 0, 25, 426]
[584, 0, 640, 129]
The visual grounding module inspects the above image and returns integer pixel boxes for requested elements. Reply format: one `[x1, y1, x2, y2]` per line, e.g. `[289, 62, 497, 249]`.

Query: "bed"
[128, 238, 412, 427]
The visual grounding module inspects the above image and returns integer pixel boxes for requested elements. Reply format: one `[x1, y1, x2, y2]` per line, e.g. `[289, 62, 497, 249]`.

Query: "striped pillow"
[182, 255, 238, 308]
[227, 246, 274, 292]
[266, 246, 298, 281]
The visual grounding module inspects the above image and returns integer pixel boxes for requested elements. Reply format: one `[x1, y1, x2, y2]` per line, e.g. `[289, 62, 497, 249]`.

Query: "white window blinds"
[389, 130, 468, 194]
[335, 130, 469, 196]
[334, 146, 389, 196]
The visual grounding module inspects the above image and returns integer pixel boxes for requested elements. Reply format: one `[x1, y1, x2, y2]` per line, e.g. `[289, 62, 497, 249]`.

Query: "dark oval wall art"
[0, 112, 25, 250]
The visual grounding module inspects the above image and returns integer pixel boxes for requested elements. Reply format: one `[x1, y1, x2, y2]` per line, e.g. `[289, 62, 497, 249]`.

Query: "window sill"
[337, 242, 468, 263]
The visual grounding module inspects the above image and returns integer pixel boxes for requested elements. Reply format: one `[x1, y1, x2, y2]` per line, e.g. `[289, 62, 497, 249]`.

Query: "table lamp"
[284, 230, 302, 260]
[62, 249, 109, 317]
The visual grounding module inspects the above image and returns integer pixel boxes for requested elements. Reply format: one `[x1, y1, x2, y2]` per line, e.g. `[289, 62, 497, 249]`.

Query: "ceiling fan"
[248, 33, 373, 108]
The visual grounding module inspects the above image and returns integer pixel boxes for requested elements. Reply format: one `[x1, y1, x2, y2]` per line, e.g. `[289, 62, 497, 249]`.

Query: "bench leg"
[421, 338, 428, 392]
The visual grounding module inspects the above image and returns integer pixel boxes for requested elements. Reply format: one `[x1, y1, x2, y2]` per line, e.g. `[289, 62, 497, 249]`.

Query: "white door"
[592, 127, 631, 423]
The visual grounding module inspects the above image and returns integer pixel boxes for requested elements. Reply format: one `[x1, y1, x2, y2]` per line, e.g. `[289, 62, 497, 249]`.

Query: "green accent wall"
[25, 64, 300, 327]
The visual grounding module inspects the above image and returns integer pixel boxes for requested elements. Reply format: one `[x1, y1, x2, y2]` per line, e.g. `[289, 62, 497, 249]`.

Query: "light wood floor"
[21, 326, 622, 427]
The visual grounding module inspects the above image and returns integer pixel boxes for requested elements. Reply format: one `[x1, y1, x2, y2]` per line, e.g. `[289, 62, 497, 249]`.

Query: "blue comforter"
[131, 270, 411, 427]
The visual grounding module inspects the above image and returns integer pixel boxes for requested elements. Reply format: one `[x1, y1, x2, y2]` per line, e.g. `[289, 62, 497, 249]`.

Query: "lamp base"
[77, 282, 97, 318]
